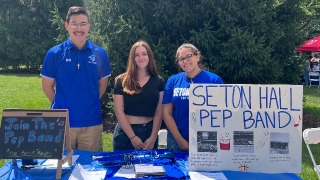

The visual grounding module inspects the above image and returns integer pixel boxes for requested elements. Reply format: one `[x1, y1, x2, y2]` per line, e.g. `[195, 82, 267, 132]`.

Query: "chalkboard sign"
[0, 109, 69, 160]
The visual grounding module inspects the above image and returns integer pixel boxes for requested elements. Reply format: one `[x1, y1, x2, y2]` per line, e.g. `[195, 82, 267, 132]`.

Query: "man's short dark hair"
[66, 6, 89, 23]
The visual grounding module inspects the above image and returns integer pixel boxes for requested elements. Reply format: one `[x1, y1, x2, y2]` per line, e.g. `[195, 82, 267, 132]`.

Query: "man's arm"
[99, 77, 108, 98]
[41, 77, 55, 103]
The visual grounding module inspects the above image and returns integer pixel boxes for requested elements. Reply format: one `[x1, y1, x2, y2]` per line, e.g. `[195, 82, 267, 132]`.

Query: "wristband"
[129, 135, 136, 140]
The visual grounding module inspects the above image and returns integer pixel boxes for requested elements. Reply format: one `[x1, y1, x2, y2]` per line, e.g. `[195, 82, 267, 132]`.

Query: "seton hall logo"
[88, 55, 97, 64]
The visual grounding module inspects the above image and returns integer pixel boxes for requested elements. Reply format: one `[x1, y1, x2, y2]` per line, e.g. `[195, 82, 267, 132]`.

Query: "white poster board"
[189, 84, 302, 173]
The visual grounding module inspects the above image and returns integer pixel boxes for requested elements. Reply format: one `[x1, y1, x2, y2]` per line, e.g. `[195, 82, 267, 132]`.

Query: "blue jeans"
[113, 121, 158, 150]
[167, 131, 188, 152]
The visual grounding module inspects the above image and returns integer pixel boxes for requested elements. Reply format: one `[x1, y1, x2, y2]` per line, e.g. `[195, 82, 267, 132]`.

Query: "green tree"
[299, 0, 320, 37]
[86, 0, 311, 120]
[0, 0, 57, 71]
[88, 0, 313, 84]
[0, 0, 84, 71]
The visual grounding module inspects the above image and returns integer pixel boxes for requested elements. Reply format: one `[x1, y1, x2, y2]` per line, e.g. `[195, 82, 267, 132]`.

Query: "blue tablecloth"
[0, 149, 302, 180]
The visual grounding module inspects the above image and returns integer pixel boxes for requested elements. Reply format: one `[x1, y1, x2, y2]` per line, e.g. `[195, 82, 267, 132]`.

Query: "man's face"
[64, 14, 90, 43]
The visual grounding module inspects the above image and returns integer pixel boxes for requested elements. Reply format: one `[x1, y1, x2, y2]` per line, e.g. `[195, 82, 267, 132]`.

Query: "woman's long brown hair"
[115, 40, 159, 95]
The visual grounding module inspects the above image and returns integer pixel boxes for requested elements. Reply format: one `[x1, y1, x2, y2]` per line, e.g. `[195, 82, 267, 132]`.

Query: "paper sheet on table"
[113, 166, 136, 178]
[41, 155, 79, 168]
[69, 163, 106, 180]
[189, 171, 228, 180]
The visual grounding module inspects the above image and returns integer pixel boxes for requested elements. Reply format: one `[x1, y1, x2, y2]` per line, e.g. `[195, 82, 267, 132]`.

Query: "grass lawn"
[299, 87, 320, 179]
[0, 73, 320, 179]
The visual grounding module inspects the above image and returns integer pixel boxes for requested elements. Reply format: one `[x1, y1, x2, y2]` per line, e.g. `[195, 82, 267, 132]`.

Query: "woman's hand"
[143, 137, 156, 150]
[177, 138, 189, 151]
[130, 136, 145, 150]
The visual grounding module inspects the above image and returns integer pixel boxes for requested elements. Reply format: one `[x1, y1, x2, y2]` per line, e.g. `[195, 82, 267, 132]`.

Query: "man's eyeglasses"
[69, 22, 89, 29]
[176, 54, 194, 64]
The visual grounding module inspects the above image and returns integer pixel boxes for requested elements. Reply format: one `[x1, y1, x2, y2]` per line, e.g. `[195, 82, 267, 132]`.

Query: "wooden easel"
[56, 114, 72, 180]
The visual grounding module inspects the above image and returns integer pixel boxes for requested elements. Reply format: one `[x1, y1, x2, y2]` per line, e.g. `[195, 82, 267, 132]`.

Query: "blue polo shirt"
[162, 70, 223, 140]
[40, 38, 111, 128]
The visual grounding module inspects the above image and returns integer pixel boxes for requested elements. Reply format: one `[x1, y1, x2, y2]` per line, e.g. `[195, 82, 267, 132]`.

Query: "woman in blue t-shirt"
[113, 40, 165, 150]
[162, 43, 223, 152]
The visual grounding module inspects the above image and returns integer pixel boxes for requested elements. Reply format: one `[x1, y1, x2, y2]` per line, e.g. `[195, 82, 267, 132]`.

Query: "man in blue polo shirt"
[40, 6, 111, 151]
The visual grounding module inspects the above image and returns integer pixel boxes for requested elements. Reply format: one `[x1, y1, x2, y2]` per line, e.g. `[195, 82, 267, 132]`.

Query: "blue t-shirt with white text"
[162, 70, 223, 140]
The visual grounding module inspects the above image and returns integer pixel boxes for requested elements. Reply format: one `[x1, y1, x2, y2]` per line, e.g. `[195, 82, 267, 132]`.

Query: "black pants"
[112, 121, 158, 150]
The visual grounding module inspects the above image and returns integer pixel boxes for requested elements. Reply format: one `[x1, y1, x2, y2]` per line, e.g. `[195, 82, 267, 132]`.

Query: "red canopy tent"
[297, 35, 320, 52]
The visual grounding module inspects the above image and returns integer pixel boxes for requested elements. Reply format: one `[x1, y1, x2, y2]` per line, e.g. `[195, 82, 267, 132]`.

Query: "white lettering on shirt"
[173, 88, 189, 100]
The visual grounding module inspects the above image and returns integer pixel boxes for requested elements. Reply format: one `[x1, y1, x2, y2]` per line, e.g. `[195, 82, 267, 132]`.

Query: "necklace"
[187, 69, 202, 84]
